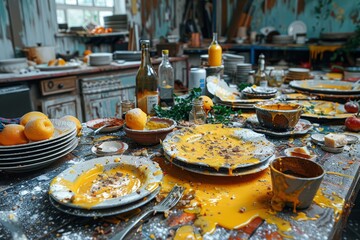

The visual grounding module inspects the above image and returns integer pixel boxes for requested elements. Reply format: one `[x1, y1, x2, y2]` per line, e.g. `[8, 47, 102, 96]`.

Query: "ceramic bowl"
[0, 58, 28, 73]
[124, 117, 176, 145]
[254, 102, 302, 131]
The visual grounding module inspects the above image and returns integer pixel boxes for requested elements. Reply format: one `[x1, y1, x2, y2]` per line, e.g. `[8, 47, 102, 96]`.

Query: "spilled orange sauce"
[313, 188, 344, 221]
[174, 225, 201, 240]
[156, 157, 291, 235]
[51, 164, 143, 209]
[292, 212, 318, 221]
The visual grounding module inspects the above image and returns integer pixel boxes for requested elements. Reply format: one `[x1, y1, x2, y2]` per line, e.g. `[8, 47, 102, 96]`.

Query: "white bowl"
[0, 58, 28, 73]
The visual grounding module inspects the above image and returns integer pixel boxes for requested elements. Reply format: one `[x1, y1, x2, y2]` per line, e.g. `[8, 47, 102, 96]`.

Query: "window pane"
[84, 10, 99, 25]
[99, 11, 112, 26]
[105, 0, 114, 7]
[65, 0, 77, 5]
[55, 0, 65, 4]
[67, 9, 84, 26]
[94, 0, 106, 7]
[56, 9, 66, 23]
[78, 0, 92, 6]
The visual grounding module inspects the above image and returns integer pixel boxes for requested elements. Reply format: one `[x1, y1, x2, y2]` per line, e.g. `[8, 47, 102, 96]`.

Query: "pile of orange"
[0, 112, 82, 146]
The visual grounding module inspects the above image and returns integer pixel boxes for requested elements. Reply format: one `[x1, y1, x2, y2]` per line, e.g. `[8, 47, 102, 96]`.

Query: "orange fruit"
[200, 96, 214, 113]
[60, 115, 82, 135]
[20, 111, 48, 126]
[0, 124, 28, 146]
[125, 108, 147, 130]
[24, 118, 54, 141]
[57, 58, 66, 66]
[48, 59, 56, 66]
[83, 50, 92, 56]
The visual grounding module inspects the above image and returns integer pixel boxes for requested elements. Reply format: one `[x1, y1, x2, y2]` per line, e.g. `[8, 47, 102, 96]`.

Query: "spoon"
[93, 124, 110, 135]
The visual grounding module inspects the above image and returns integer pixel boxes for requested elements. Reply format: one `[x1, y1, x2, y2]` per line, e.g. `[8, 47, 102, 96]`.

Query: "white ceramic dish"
[91, 140, 128, 156]
[290, 80, 360, 94]
[0, 58, 28, 73]
[0, 139, 78, 172]
[36, 63, 80, 71]
[0, 119, 76, 151]
[49, 155, 163, 210]
[288, 20, 307, 38]
[311, 133, 358, 145]
[284, 147, 317, 161]
[49, 187, 160, 217]
[320, 145, 344, 153]
[86, 118, 125, 133]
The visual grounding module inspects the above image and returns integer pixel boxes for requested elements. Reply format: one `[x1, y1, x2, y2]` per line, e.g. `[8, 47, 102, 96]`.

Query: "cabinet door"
[42, 95, 82, 121]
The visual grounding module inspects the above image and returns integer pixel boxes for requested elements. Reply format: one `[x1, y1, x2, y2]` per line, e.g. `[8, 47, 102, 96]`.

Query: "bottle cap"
[162, 49, 169, 55]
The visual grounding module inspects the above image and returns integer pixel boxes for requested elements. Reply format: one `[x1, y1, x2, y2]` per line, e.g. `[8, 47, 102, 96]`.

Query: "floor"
[343, 194, 360, 240]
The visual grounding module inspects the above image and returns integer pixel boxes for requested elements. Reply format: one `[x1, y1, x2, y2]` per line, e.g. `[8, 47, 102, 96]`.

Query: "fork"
[110, 185, 184, 240]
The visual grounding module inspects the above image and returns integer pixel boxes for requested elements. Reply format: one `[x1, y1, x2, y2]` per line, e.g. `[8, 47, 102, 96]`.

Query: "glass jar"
[268, 69, 285, 87]
[121, 100, 135, 119]
[189, 99, 206, 125]
[208, 32, 222, 67]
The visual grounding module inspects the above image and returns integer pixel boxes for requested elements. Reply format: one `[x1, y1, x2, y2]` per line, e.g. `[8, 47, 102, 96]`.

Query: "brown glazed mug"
[270, 156, 325, 212]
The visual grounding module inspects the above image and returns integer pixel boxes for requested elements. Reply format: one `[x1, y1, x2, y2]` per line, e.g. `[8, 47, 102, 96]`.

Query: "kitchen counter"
[0, 55, 189, 84]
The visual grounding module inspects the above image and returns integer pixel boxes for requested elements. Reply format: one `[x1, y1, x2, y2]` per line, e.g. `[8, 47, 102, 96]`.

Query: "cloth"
[0, 117, 20, 131]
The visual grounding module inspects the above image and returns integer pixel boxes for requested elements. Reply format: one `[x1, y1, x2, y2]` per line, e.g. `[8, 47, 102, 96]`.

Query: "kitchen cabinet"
[80, 72, 136, 121]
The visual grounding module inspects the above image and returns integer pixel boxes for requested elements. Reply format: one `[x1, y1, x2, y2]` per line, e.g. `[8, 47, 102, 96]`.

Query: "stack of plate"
[223, 54, 245, 83]
[48, 156, 163, 217]
[236, 63, 252, 83]
[319, 32, 354, 46]
[285, 68, 311, 83]
[88, 53, 113, 66]
[214, 96, 266, 109]
[272, 35, 294, 44]
[0, 119, 77, 173]
[104, 14, 128, 32]
[113, 51, 141, 61]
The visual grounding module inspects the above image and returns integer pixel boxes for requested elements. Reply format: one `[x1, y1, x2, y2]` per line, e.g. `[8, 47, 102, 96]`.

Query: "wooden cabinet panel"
[41, 95, 82, 121]
[40, 77, 77, 96]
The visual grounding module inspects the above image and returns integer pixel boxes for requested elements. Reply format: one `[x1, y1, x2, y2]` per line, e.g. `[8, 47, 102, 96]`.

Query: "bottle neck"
[212, 33, 218, 44]
[162, 53, 169, 63]
[140, 44, 151, 67]
[258, 59, 265, 71]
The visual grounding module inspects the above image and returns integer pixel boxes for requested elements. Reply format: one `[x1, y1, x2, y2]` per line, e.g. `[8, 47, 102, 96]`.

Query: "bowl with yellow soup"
[124, 117, 177, 145]
[254, 101, 302, 131]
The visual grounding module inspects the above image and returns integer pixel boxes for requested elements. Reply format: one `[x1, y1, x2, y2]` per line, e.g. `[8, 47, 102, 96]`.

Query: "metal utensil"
[93, 124, 111, 135]
[0, 211, 28, 240]
[110, 185, 184, 240]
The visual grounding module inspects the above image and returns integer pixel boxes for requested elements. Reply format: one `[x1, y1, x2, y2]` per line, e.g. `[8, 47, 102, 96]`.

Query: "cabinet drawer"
[40, 77, 77, 96]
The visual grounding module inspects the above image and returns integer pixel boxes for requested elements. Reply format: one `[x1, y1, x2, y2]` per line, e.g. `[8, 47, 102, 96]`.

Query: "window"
[56, 0, 118, 27]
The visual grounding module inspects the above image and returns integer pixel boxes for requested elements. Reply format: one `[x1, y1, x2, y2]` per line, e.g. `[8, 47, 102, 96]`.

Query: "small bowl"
[86, 118, 125, 133]
[124, 117, 176, 145]
[254, 102, 302, 131]
[91, 140, 128, 156]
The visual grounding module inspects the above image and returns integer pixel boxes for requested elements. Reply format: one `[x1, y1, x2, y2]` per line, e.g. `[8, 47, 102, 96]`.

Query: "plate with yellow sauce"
[291, 100, 353, 119]
[162, 124, 275, 176]
[289, 80, 360, 94]
[49, 155, 163, 210]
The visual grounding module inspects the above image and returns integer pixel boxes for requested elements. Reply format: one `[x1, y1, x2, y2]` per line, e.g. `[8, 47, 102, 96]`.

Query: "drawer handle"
[47, 81, 54, 89]
[58, 83, 64, 89]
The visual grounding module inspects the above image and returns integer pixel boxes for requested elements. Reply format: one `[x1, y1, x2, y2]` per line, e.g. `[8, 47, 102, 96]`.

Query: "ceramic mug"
[270, 156, 324, 211]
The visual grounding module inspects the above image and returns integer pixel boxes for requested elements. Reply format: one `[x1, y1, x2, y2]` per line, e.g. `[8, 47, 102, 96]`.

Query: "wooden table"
[0, 122, 359, 240]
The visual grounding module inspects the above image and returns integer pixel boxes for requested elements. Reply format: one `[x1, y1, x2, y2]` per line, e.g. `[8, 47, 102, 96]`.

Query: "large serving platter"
[0, 119, 76, 151]
[289, 80, 360, 95]
[162, 124, 275, 176]
[49, 155, 163, 210]
[36, 63, 81, 71]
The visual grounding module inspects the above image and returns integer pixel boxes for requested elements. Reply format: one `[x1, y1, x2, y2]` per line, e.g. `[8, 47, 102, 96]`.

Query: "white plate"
[288, 20, 307, 38]
[311, 133, 358, 145]
[290, 80, 360, 94]
[0, 138, 78, 172]
[0, 131, 76, 162]
[91, 140, 128, 156]
[36, 63, 81, 71]
[321, 144, 344, 153]
[246, 117, 313, 137]
[49, 155, 163, 210]
[49, 187, 160, 217]
[284, 147, 317, 161]
[0, 119, 76, 151]
[86, 118, 125, 133]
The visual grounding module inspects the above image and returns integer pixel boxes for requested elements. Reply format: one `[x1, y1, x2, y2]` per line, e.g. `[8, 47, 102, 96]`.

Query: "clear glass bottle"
[158, 49, 174, 107]
[248, 70, 255, 84]
[136, 40, 159, 115]
[254, 53, 267, 87]
[208, 32, 222, 67]
[189, 98, 206, 125]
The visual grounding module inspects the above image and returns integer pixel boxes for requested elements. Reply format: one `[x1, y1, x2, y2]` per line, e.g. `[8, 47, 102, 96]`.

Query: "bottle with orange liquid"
[208, 32, 222, 67]
[136, 40, 159, 115]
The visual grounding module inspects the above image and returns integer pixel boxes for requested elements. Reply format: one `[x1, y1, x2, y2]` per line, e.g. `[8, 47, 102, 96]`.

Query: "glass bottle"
[189, 98, 206, 125]
[248, 70, 255, 84]
[208, 32, 222, 67]
[158, 49, 174, 107]
[254, 53, 267, 87]
[136, 40, 159, 115]
[121, 100, 135, 119]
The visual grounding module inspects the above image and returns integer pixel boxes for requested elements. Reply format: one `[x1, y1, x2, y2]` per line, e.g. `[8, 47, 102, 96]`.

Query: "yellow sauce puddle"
[51, 164, 143, 209]
[156, 157, 346, 237]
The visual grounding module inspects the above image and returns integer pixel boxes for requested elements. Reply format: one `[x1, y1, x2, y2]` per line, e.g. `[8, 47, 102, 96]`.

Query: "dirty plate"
[320, 145, 344, 153]
[86, 118, 125, 133]
[311, 133, 358, 145]
[91, 140, 128, 156]
[49, 155, 163, 210]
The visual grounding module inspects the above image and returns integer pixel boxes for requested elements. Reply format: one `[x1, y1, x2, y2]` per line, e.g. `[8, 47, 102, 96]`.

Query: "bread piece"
[324, 133, 347, 148]
[289, 147, 313, 159]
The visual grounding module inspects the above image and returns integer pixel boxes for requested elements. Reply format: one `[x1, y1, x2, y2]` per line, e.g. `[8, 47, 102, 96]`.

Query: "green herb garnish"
[237, 83, 252, 92]
[207, 105, 242, 125]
